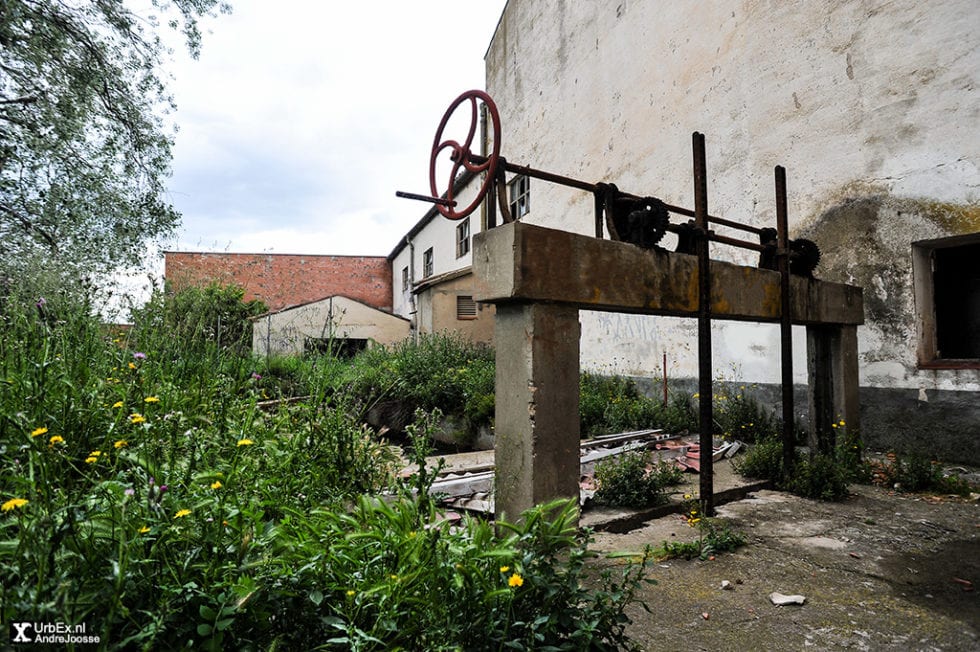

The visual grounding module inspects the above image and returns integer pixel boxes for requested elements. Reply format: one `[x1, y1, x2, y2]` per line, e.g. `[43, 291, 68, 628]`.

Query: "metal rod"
[693, 132, 713, 516]
[775, 165, 796, 476]
[709, 232, 766, 252]
[470, 154, 765, 238]
[395, 190, 457, 207]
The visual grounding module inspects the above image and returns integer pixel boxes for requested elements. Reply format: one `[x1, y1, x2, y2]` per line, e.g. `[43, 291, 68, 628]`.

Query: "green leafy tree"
[0, 0, 231, 280]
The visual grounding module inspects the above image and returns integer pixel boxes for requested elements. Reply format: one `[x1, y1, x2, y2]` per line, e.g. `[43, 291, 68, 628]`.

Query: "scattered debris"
[849, 552, 861, 559]
[769, 592, 806, 606]
[951, 577, 974, 591]
[721, 580, 733, 590]
[701, 612, 710, 620]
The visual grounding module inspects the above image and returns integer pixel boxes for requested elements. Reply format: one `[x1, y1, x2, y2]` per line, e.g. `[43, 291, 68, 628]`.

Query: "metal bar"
[693, 132, 714, 516]
[472, 153, 764, 233]
[709, 232, 766, 252]
[395, 190, 457, 207]
[775, 165, 796, 476]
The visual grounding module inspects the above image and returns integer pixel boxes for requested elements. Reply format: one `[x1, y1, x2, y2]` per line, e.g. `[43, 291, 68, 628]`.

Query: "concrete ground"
[588, 462, 980, 651]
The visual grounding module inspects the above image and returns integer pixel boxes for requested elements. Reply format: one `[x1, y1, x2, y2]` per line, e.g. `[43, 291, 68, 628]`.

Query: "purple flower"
[132, 352, 147, 360]
[125, 488, 135, 497]
[149, 477, 155, 486]
[159, 485, 168, 493]
[250, 372, 262, 380]
[36, 297, 47, 308]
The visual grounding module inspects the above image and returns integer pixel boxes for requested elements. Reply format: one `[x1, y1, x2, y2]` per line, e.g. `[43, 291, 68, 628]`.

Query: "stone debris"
[769, 592, 807, 606]
[721, 580, 733, 590]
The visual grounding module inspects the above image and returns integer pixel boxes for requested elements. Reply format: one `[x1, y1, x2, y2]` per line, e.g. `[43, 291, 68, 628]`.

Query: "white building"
[391, 0, 979, 462]
[252, 295, 410, 358]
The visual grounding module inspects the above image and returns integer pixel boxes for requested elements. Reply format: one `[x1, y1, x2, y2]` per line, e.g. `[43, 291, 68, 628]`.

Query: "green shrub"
[732, 435, 791, 481]
[871, 453, 973, 496]
[594, 449, 684, 508]
[785, 452, 851, 501]
[713, 385, 780, 443]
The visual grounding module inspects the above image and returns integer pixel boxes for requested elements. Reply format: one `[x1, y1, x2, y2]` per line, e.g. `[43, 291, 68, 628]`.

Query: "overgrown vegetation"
[1, 283, 655, 649]
[733, 420, 974, 501]
[594, 449, 685, 508]
[580, 373, 696, 437]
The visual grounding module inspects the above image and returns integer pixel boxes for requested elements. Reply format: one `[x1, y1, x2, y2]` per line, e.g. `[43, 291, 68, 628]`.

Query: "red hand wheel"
[428, 90, 501, 220]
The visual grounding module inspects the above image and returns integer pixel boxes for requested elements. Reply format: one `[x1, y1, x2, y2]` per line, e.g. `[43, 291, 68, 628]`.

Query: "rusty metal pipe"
[775, 166, 795, 476]
[469, 154, 766, 239]
[693, 132, 714, 516]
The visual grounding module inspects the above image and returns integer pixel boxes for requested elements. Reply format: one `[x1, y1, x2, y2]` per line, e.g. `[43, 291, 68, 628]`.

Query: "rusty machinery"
[398, 90, 820, 514]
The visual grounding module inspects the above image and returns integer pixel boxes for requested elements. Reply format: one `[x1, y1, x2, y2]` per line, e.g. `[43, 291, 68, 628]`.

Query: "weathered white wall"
[391, 180, 487, 320]
[252, 295, 410, 357]
[486, 0, 979, 392]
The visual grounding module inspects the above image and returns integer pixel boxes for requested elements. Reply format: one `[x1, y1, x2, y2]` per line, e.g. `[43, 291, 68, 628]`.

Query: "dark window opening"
[423, 247, 434, 278]
[933, 243, 980, 358]
[913, 234, 980, 367]
[509, 175, 530, 219]
[305, 337, 368, 359]
[456, 218, 470, 258]
[401, 266, 409, 291]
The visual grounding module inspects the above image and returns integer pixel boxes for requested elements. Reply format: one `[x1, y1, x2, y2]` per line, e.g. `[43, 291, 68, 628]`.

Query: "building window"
[401, 266, 409, 291]
[912, 234, 980, 366]
[456, 218, 470, 258]
[509, 175, 530, 219]
[456, 295, 477, 320]
[422, 247, 434, 278]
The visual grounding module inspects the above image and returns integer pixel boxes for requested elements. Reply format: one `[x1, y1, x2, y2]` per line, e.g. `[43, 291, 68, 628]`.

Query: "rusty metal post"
[774, 166, 796, 474]
[693, 132, 713, 516]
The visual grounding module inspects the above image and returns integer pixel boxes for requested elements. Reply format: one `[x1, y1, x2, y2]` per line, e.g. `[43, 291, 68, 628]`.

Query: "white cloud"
[164, 0, 507, 255]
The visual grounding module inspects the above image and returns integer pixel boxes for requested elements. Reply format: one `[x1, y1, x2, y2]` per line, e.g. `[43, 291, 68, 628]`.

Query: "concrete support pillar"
[493, 302, 581, 523]
[806, 325, 861, 455]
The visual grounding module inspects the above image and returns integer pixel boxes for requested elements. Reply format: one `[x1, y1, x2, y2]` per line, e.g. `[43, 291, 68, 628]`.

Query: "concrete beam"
[473, 222, 863, 326]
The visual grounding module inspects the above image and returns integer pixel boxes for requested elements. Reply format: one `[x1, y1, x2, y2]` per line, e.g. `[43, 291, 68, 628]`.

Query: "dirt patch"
[591, 485, 979, 651]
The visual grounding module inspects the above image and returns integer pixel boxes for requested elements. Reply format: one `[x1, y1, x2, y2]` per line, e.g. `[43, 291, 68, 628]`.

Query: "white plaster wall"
[391, 247, 413, 319]
[391, 179, 488, 319]
[252, 296, 410, 357]
[486, 0, 979, 390]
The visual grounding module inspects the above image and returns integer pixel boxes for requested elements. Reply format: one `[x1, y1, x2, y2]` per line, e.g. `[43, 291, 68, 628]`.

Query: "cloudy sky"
[163, 1, 507, 257]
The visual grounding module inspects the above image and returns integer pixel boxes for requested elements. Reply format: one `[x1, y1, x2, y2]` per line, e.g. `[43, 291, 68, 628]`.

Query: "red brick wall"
[164, 252, 392, 312]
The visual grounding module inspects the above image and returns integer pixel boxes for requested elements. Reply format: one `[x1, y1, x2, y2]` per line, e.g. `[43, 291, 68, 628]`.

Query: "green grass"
[0, 283, 654, 650]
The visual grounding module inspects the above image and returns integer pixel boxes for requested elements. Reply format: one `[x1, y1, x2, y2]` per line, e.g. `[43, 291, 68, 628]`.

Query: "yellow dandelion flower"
[831, 423, 838, 429]
[390, 574, 398, 581]
[112, 401, 124, 408]
[128, 362, 136, 370]
[210, 480, 222, 490]
[31, 426, 48, 438]
[499, 566, 510, 573]
[48, 435, 64, 445]
[173, 509, 191, 519]
[89, 450, 102, 457]
[85, 456, 98, 464]
[139, 525, 150, 533]
[839, 419, 846, 426]
[2, 498, 29, 512]
[114, 440, 127, 449]
[129, 413, 146, 424]
[508, 573, 524, 588]
[237, 439, 253, 447]
[144, 396, 160, 403]
[346, 590, 356, 597]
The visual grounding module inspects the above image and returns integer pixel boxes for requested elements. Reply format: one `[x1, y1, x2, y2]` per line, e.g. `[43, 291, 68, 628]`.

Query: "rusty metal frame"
[398, 92, 803, 516]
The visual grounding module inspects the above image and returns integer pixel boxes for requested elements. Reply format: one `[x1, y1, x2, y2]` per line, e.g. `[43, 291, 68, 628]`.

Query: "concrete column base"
[806, 325, 861, 455]
[493, 302, 581, 523]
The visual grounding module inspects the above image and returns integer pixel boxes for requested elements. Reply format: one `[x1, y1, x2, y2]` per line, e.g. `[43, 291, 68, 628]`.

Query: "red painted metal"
[428, 90, 501, 220]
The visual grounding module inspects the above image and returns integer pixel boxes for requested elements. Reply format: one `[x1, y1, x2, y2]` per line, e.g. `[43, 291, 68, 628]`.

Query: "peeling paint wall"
[485, 0, 980, 460]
